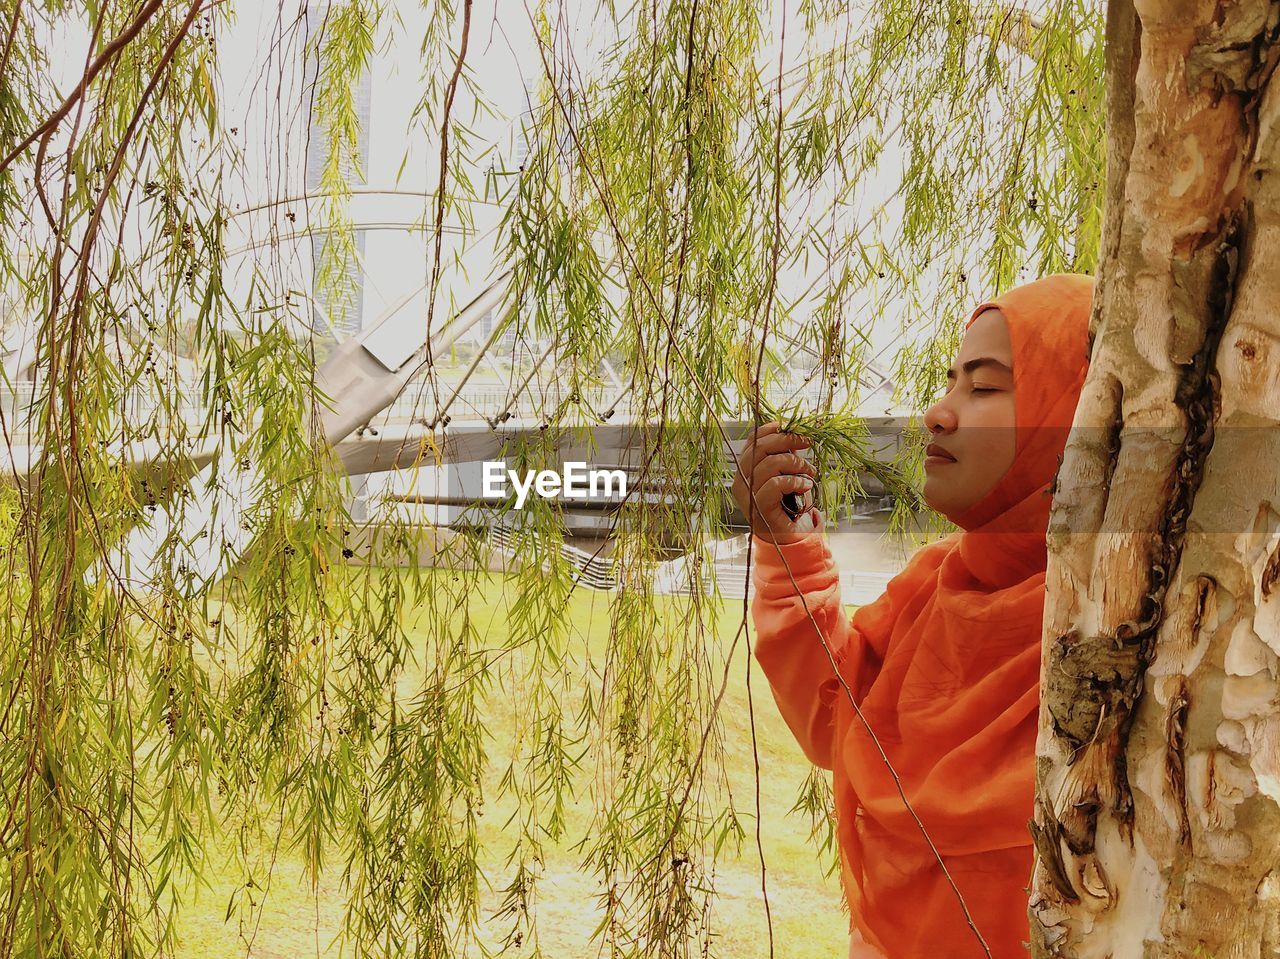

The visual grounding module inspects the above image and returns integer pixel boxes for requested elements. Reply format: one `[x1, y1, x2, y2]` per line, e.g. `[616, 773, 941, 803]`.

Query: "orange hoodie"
[750, 274, 1095, 959]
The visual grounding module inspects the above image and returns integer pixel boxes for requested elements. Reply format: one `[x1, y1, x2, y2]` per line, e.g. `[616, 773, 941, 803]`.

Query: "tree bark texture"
[1030, 1, 1280, 956]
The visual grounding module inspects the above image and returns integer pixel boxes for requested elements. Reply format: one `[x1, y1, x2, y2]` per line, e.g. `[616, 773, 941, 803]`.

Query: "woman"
[732, 274, 1094, 958]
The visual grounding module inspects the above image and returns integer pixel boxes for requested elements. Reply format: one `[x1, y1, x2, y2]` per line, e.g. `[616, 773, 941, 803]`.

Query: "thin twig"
[524, 9, 992, 956]
[0, 0, 167, 175]
[422, 0, 475, 417]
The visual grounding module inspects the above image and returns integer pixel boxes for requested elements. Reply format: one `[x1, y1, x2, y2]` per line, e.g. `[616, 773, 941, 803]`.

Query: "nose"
[923, 390, 958, 434]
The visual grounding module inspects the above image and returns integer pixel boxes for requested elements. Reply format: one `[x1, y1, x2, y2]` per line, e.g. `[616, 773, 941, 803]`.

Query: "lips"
[925, 443, 956, 462]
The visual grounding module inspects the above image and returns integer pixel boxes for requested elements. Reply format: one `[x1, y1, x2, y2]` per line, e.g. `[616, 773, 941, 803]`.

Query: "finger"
[745, 421, 779, 451]
[797, 506, 823, 534]
[760, 472, 816, 499]
[752, 480, 816, 520]
[755, 475, 817, 522]
[747, 455, 819, 501]
[752, 451, 817, 487]
[738, 420, 780, 466]
[737, 423, 811, 490]
[733, 445, 755, 487]
[746, 469, 812, 507]
[758, 443, 812, 479]
[778, 487, 815, 521]
[753, 428, 813, 458]
[736, 423, 788, 485]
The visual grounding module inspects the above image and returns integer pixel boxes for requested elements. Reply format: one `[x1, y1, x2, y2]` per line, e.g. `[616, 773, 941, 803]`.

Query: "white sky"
[19, 2, 1051, 404]
[209, 2, 935, 383]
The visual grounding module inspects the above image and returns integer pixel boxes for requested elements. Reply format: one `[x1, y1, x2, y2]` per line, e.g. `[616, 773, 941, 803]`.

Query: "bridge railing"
[379, 378, 879, 424]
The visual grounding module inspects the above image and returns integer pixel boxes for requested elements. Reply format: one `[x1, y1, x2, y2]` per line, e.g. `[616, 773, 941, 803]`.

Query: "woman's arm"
[750, 523, 866, 771]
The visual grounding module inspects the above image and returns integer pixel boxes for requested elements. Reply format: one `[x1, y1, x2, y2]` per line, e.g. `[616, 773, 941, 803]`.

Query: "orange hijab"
[835, 273, 1094, 958]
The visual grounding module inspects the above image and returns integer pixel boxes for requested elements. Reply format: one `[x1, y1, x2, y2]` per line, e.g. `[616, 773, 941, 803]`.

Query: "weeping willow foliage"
[0, 1, 1102, 957]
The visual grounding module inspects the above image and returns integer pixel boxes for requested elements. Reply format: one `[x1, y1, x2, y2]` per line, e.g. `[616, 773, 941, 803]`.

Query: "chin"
[921, 481, 967, 520]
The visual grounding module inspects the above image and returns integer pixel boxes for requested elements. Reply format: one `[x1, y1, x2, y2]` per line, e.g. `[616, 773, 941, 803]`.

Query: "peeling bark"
[1031, 1, 1280, 956]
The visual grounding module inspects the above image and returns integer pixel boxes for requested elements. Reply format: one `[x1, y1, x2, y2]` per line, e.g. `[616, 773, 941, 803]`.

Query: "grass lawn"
[174, 569, 853, 958]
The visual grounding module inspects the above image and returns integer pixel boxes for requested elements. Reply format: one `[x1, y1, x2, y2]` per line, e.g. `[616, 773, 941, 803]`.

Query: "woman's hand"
[731, 421, 820, 545]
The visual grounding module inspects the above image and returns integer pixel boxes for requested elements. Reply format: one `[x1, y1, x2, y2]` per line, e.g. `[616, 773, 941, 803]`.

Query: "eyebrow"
[946, 356, 1014, 380]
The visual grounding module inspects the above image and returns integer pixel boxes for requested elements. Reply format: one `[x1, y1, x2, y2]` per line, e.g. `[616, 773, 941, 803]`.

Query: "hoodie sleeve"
[750, 526, 869, 770]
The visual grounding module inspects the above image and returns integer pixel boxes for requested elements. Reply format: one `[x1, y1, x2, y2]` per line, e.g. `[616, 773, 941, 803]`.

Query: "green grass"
[173, 569, 852, 958]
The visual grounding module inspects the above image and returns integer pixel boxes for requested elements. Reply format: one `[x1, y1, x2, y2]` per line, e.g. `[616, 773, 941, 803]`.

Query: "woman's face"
[920, 309, 1017, 520]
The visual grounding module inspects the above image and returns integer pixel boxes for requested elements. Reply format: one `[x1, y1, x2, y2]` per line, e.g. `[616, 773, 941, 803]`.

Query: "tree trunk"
[1030, 1, 1280, 956]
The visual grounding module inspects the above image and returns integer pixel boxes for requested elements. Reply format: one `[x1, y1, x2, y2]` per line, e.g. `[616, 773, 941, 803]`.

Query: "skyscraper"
[303, 2, 372, 340]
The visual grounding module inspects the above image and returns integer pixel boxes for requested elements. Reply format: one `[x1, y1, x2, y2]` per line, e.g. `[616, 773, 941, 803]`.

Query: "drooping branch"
[0, 0, 168, 175]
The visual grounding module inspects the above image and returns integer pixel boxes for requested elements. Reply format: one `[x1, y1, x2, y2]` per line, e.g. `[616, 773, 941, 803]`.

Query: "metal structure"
[0, 21, 958, 592]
